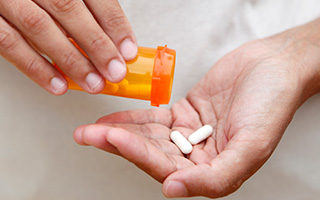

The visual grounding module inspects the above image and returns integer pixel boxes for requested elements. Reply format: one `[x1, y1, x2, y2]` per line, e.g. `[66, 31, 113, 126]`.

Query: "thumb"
[162, 144, 273, 198]
[162, 164, 240, 198]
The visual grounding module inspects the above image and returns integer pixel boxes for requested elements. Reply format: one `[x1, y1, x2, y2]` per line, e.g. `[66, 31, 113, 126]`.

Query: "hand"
[73, 19, 320, 198]
[0, 0, 137, 95]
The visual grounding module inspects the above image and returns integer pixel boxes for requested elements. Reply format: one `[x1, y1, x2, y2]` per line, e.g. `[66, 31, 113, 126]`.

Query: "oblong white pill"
[170, 131, 193, 154]
[188, 125, 214, 145]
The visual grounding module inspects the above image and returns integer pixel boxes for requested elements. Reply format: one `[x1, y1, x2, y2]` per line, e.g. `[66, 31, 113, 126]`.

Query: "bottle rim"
[150, 45, 176, 107]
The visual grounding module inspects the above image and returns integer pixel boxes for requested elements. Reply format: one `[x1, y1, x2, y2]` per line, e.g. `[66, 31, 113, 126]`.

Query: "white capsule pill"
[170, 131, 193, 154]
[188, 125, 214, 145]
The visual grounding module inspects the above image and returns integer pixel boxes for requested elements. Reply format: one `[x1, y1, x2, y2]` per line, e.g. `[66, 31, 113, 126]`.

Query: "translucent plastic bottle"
[54, 40, 176, 107]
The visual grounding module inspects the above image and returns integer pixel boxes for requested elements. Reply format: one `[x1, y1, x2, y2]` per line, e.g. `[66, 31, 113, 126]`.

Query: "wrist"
[262, 18, 320, 100]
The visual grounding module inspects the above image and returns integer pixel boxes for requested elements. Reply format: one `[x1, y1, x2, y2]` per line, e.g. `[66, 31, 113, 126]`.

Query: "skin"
[0, 0, 137, 95]
[78, 19, 319, 198]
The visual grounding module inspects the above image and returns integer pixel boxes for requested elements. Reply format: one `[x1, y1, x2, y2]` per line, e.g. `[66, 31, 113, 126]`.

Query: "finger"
[75, 123, 182, 155]
[0, 16, 67, 95]
[162, 134, 275, 198]
[0, 0, 105, 94]
[162, 159, 240, 198]
[96, 108, 173, 127]
[84, 0, 138, 61]
[105, 126, 195, 182]
[81, 122, 172, 141]
[34, 0, 128, 83]
[73, 124, 119, 155]
[76, 124, 194, 182]
[111, 123, 171, 140]
[19, 20, 68, 55]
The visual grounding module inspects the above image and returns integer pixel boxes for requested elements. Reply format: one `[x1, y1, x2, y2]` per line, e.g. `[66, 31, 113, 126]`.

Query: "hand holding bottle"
[0, 0, 137, 95]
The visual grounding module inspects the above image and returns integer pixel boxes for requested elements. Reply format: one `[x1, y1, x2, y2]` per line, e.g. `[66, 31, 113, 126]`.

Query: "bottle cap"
[150, 46, 176, 106]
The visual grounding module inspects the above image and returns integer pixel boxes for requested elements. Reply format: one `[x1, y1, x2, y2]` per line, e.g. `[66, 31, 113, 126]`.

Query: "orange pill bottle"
[54, 41, 176, 107]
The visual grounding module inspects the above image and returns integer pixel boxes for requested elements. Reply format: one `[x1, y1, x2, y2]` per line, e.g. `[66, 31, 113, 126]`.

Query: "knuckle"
[103, 13, 127, 30]
[61, 50, 81, 69]
[89, 33, 109, 52]
[0, 29, 18, 51]
[51, 0, 78, 13]
[25, 58, 41, 75]
[21, 10, 48, 34]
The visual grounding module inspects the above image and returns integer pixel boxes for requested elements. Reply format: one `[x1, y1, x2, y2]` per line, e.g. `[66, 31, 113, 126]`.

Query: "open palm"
[74, 38, 310, 198]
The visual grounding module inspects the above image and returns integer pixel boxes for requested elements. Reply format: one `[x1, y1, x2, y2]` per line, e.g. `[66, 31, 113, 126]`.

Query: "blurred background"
[1, 0, 320, 199]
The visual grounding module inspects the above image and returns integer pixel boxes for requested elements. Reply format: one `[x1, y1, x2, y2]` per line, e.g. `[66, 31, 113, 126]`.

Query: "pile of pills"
[170, 125, 214, 154]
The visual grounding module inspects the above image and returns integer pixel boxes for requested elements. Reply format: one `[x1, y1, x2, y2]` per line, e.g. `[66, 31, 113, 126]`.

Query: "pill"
[170, 131, 193, 154]
[188, 125, 213, 145]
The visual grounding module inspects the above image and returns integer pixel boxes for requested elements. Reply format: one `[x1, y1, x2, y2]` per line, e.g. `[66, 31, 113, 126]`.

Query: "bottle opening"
[150, 45, 176, 107]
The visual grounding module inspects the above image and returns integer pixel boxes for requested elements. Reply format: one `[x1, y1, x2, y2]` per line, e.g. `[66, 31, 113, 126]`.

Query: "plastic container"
[53, 40, 176, 107]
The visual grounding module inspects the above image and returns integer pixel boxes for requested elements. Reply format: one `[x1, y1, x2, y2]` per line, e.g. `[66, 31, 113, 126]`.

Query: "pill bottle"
[53, 40, 176, 107]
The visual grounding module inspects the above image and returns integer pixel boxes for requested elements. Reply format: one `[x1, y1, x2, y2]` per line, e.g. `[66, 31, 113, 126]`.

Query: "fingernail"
[120, 39, 137, 60]
[73, 126, 84, 145]
[165, 181, 188, 198]
[51, 77, 67, 94]
[85, 72, 104, 92]
[107, 59, 127, 83]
